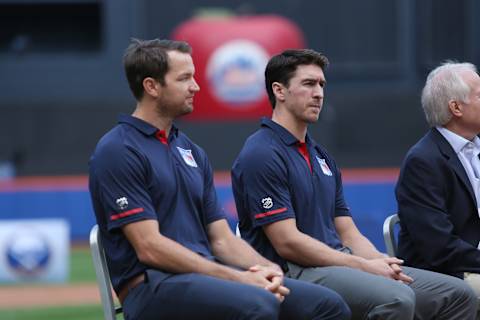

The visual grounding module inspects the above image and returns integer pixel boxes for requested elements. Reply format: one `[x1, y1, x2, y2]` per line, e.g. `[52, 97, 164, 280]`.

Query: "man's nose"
[313, 84, 323, 98]
[191, 78, 200, 92]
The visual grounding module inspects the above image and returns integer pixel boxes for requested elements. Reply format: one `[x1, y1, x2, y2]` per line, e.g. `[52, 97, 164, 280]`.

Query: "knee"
[326, 297, 351, 320]
[370, 284, 415, 319]
[390, 285, 416, 317]
[453, 278, 478, 310]
[240, 289, 279, 320]
[336, 299, 352, 320]
[460, 285, 479, 317]
[462, 280, 477, 301]
[314, 291, 351, 320]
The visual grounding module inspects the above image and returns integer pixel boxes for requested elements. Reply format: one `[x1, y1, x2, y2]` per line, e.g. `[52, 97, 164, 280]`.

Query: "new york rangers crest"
[316, 156, 332, 176]
[177, 147, 198, 167]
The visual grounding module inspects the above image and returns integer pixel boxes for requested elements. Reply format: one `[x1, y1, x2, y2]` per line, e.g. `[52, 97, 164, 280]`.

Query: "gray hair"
[421, 61, 477, 127]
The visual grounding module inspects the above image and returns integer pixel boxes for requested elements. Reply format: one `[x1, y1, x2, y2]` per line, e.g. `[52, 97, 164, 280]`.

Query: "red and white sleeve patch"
[110, 207, 144, 221]
[254, 207, 287, 219]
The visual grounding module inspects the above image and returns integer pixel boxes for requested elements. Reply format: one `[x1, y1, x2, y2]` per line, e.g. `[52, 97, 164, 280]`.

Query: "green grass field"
[1, 246, 108, 320]
[70, 246, 97, 283]
[2, 304, 105, 320]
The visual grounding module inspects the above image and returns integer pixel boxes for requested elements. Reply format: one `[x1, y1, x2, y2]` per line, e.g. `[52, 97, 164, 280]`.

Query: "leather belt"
[118, 273, 145, 305]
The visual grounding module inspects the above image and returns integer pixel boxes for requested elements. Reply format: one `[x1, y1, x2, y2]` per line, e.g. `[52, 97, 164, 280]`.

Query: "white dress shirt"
[437, 127, 480, 230]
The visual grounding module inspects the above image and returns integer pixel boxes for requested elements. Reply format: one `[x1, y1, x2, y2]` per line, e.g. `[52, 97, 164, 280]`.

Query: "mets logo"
[261, 197, 273, 209]
[206, 39, 269, 105]
[116, 197, 128, 210]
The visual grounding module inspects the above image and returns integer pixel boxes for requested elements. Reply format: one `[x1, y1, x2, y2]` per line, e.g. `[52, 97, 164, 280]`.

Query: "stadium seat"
[89, 225, 123, 320]
[383, 213, 400, 257]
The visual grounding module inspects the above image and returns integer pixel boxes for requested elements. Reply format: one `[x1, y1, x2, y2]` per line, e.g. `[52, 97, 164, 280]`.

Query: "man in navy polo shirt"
[232, 49, 478, 320]
[89, 39, 350, 320]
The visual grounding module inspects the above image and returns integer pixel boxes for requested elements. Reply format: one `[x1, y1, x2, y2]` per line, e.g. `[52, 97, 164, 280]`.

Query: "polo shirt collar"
[260, 117, 315, 146]
[118, 114, 178, 138]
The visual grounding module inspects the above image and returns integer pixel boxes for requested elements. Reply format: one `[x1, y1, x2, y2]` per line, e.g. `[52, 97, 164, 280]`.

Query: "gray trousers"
[286, 262, 478, 320]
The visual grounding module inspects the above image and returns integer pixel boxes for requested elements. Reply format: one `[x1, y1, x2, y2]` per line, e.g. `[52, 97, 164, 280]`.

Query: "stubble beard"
[155, 99, 193, 119]
[303, 108, 321, 124]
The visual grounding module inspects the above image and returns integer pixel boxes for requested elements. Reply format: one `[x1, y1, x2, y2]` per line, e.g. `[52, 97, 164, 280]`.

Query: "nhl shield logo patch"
[116, 197, 128, 210]
[177, 147, 198, 167]
[316, 156, 332, 176]
[261, 197, 273, 209]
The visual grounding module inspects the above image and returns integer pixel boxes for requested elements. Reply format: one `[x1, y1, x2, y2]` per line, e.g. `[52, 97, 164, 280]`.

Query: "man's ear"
[448, 99, 463, 118]
[272, 82, 286, 103]
[142, 77, 160, 98]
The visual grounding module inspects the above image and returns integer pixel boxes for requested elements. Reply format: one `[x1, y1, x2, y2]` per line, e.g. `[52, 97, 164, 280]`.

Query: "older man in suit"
[396, 61, 480, 297]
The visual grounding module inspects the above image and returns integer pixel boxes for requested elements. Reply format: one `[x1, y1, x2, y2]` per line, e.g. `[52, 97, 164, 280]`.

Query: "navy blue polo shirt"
[231, 118, 351, 269]
[89, 114, 225, 293]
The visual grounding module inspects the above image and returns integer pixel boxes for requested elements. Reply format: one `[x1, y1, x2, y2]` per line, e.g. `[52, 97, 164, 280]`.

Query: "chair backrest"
[235, 223, 241, 237]
[383, 214, 400, 257]
[89, 224, 122, 320]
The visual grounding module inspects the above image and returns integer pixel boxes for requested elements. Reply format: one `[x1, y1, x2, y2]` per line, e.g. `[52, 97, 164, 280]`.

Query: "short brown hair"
[123, 38, 192, 101]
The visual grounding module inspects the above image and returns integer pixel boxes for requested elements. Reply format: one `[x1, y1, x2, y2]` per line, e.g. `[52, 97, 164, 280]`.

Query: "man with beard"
[89, 39, 350, 320]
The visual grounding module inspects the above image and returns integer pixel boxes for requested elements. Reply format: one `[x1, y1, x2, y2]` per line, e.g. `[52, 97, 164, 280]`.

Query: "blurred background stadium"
[0, 0, 479, 318]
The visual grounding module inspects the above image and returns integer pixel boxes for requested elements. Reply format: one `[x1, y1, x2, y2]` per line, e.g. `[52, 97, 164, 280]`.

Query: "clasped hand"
[362, 257, 413, 284]
[241, 264, 290, 302]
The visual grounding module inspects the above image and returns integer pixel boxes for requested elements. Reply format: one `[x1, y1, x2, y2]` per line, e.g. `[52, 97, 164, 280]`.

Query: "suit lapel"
[431, 128, 477, 206]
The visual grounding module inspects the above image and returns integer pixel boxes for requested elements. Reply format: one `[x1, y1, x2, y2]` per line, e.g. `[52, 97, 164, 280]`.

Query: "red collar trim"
[155, 130, 168, 145]
[297, 142, 312, 173]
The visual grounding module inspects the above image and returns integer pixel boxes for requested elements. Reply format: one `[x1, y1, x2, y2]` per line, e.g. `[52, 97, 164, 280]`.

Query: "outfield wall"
[0, 169, 399, 253]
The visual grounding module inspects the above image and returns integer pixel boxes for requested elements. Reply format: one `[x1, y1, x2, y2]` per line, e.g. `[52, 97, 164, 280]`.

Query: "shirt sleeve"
[89, 141, 158, 231]
[332, 160, 351, 217]
[200, 150, 227, 224]
[236, 147, 296, 228]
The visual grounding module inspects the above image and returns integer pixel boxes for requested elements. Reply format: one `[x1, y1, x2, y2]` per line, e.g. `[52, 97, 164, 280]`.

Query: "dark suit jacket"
[396, 127, 480, 278]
